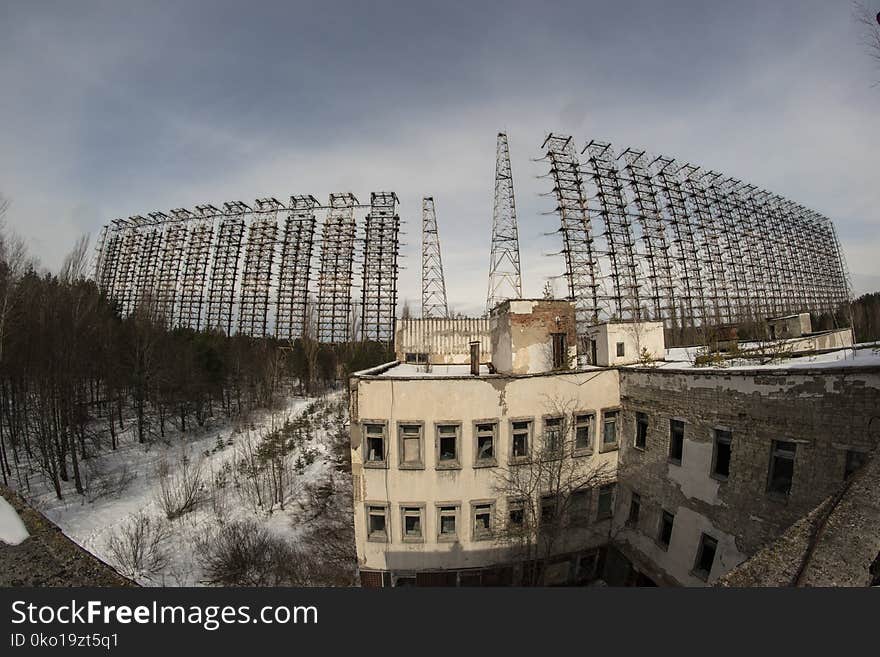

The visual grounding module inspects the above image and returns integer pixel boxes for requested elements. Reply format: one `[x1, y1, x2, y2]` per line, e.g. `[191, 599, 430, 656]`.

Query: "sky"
[1, 0, 878, 316]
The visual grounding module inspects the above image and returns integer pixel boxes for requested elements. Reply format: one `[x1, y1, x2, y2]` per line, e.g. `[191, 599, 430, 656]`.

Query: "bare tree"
[492, 396, 614, 585]
[854, 2, 880, 80]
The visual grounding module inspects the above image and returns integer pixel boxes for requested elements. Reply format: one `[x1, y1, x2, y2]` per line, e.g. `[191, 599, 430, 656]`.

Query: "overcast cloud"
[1, 0, 877, 315]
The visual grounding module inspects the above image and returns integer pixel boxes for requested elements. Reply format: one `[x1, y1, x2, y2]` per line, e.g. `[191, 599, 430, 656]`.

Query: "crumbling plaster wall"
[613, 366, 880, 585]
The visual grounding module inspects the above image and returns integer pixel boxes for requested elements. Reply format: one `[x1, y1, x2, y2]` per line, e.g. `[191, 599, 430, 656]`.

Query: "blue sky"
[1, 0, 878, 315]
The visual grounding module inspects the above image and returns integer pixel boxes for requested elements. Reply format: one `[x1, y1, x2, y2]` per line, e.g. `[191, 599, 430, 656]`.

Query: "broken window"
[401, 506, 423, 541]
[508, 498, 526, 528]
[472, 502, 494, 540]
[544, 417, 563, 455]
[669, 419, 684, 463]
[552, 332, 567, 369]
[693, 533, 718, 580]
[436, 424, 460, 468]
[845, 450, 867, 479]
[658, 510, 675, 549]
[712, 429, 732, 479]
[627, 492, 641, 526]
[603, 410, 619, 446]
[511, 420, 531, 460]
[404, 352, 428, 364]
[475, 422, 496, 465]
[541, 495, 558, 525]
[438, 505, 458, 540]
[367, 505, 388, 541]
[597, 483, 615, 519]
[768, 440, 796, 496]
[616, 341, 625, 358]
[398, 424, 423, 468]
[574, 413, 593, 453]
[364, 423, 386, 466]
[634, 412, 648, 450]
[568, 489, 591, 526]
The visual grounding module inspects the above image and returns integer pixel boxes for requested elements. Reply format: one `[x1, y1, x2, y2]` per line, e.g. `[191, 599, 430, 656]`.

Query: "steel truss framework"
[361, 192, 400, 344]
[486, 132, 523, 312]
[94, 192, 399, 344]
[540, 133, 851, 347]
[421, 197, 449, 319]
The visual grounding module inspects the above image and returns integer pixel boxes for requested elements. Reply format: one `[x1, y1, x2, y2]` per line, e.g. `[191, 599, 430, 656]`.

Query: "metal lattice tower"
[541, 134, 600, 342]
[96, 226, 122, 297]
[619, 148, 677, 326]
[178, 205, 216, 330]
[206, 202, 247, 335]
[316, 193, 358, 343]
[238, 198, 280, 337]
[155, 209, 190, 327]
[115, 222, 144, 316]
[276, 195, 317, 342]
[421, 197, 449, 319]
[486, 132, 523, 312]
[361, 192, 400, 344]
[582, 140, 642, 321]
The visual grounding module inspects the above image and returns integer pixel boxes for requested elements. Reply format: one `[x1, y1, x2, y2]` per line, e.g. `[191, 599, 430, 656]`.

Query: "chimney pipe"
[469, 341, 481, 376]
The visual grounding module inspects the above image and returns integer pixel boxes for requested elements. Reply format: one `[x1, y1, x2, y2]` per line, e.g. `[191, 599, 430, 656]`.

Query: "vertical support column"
[421, 197, 450, 319]
[361, 192, 400, 345]
[206, 201, 247, 335]
[239, 198, 280, 337]
[317, 193, 358, 343]
[486, 132, 523, 311]
[276, 195, 317, 342]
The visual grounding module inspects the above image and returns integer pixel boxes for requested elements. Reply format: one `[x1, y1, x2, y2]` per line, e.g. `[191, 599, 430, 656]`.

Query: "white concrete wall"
[350, 369, 621, 572]
[395, 318, 491, 365]
[585, 322, 666, 366]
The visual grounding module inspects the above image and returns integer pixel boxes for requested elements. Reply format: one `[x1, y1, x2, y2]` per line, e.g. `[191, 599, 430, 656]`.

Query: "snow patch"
[0, 496, 29, 545]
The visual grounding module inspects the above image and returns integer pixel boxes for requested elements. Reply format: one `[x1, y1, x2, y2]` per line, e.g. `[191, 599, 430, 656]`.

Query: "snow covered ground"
[0, 496, 29, 545]
[8, 392, 352, 586]
[657, 343, 880, 370]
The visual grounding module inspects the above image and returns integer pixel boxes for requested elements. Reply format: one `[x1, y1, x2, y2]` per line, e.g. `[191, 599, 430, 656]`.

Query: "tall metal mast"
[421, 197, 449, 318]
[486, 132, 523, 312]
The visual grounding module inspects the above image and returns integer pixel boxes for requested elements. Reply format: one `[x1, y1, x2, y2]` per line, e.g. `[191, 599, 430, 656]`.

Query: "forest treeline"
[0, 221, 391, 498]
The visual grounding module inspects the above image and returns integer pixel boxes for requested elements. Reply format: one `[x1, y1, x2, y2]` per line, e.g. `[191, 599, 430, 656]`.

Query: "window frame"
[473, 419, 499, 468]
[616, 341, 625, 358]
[627, 491, 641, 527]
[634, 411, 648, 451]
[507, 497, 527, 530]
[596, 483, 616, 520]
[599, 407, 620, 453]
[542, 415, 565, 458]
[668, 418, 685, 465]
[509, 417, 533, 464]
[551, 332, 567, 369]
[470, 499, 496, 541]
[434, 422, 462, 470]
[396, 421, 425, 470]
[692, 533, 718, 581]
[362, 420, 389, 469]
[767, 439, 797, 498]
[657, 510, 675, 550]
[573, 411, 595, 456]
[435, 502, 461, 542]
[399, 503, 425, 543]
[567, 488, 592, 527]
[844, 449, 868, 479]
[710, 427, 732, 481]
[365, 502, 390, 543]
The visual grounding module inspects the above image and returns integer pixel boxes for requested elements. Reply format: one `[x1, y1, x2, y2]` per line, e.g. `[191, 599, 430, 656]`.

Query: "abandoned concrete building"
[349, 299, 880, 586]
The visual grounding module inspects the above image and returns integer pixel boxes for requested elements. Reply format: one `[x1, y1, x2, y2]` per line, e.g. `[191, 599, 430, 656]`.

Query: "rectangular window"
[568, 489, 591, 527]
[398, 424, 423, 468]
[552, 333, 567, 369]
[401, 506, 423, 542]
[658, 510, 674, 549]
[436, 424, 460, 469]
[712, 429, 732, 479]
[602, 411, 619, 446]
[404, 352, 428, 364]
[693, 533, 718, 580]
[596, 484, 615, 519]
[472, 502, 494, 540]
[634, 412, 648, 450]
[511, 420, 532, 460]
[540, 495, 558, 525]
[627, 492, 641, 526]
[574, 413, 593, 453]
[437, 505, 459, 541]
[768, 440, 796, 496]
[669, 419, 684, 463]
[367, 505, 388, 542]
[474, 422, 497, 466]
[508, 498, 525, 528]
[616, 341, 625, 357]
[544, 417, 563, 455]
[364, 423, 386, 466]
[845, 450, 867, 479]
